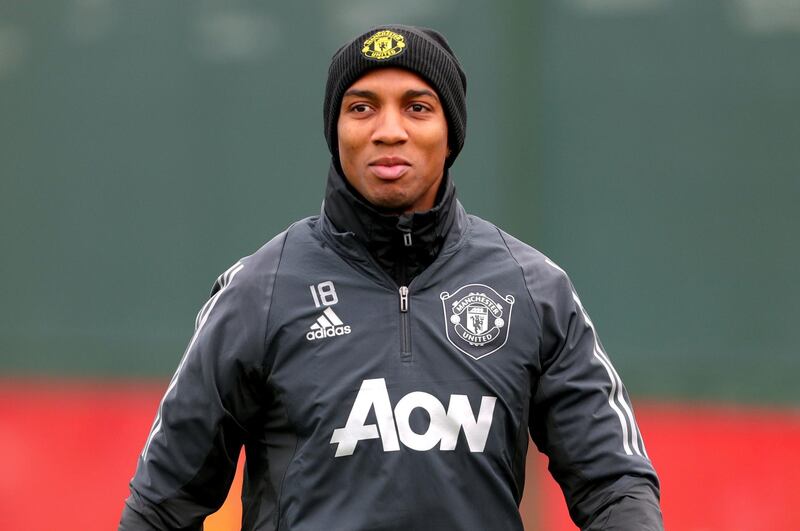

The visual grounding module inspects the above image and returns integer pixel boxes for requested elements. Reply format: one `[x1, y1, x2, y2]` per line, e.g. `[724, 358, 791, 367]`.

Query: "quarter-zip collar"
[322, 163, 459, 286]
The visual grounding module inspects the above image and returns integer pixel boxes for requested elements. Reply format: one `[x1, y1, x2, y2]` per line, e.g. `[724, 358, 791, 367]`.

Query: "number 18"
[310, 281, 338, 307]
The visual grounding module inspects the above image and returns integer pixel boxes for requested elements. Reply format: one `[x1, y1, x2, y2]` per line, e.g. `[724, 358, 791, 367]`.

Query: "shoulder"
[210, 216, 318, 301]
[247, 216, 318, 268]
[465, 215, 573, 298]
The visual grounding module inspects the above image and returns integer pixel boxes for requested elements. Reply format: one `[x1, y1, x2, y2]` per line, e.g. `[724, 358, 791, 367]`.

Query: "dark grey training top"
[120, 170, 661, 530]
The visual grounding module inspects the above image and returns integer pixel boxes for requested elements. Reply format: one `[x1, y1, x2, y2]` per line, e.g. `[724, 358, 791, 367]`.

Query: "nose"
[371, 107, 408, 145]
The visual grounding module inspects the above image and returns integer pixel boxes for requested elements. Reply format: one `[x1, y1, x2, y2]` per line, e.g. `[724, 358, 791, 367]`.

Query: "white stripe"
[545, 258, 566, 275]
[310, 323, 321, 330]
[572, 292, 643, 457]
[142, 261, 244, 461]
[639, 429, 650, 459]
[194, 293, 215, 331]
[317, 315, 333, 328]
[593, 348, 644, 457]
[545, 258, 644, 457]
[222, 261, 239, 285]
[194, 261, 241, 330]
[323, 307, 344, 326]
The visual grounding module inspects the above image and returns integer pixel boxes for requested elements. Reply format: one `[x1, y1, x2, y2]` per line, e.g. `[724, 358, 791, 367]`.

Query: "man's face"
[337, 68, 449, 214]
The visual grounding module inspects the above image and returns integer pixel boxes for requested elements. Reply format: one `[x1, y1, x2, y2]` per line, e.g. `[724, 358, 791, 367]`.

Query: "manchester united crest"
[361, 30, 406, 60]
[440, 284, 515, 360]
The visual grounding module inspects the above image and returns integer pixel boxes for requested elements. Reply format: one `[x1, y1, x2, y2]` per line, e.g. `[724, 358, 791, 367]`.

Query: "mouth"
[368, 157, 411, 180]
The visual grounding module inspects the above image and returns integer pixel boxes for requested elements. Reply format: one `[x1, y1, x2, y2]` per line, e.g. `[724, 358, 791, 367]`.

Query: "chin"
[365, 192, 412, 213]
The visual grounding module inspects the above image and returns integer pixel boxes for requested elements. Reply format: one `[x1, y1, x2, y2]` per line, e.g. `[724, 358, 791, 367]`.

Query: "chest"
[263, 239, 541, 457]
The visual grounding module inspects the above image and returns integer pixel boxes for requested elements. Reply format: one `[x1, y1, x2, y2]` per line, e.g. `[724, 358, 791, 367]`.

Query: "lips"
[368, 157, 411, 180]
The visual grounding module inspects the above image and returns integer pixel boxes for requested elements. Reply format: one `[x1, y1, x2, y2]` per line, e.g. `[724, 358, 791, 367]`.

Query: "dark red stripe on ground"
[1, 380, 798, 530]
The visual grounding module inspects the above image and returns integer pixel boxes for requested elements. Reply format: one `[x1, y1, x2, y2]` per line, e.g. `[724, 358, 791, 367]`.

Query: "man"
[120, 25, 662, 530]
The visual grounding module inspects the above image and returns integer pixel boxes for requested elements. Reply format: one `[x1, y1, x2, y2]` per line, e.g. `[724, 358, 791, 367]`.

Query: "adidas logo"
[306, 307, 352, 341]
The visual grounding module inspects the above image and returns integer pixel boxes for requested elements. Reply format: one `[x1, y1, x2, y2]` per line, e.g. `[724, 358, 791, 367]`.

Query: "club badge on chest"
[440, 284, 515, 360]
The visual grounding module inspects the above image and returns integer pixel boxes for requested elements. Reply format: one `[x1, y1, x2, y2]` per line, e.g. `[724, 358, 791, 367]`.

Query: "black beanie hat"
[324, 25, 467, 169]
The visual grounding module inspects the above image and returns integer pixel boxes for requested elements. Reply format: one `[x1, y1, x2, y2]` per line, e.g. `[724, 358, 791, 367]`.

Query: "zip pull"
[403, 233, 412, 247]
[399, 286, 409, 312]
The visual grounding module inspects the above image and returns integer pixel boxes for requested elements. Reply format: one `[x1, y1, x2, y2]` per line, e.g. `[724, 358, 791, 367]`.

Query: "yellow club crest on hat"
[361, 30, 406, 60]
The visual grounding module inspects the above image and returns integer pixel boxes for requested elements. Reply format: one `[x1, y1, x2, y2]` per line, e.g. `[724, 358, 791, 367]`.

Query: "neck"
[323, 163, 457, 285]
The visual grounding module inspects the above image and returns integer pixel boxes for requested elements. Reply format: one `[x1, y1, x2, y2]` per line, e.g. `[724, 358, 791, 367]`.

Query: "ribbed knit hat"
[324, 25, 467, 169]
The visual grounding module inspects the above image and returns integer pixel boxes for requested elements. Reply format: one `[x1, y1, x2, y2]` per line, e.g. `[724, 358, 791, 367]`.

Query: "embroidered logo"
[306, 307, 352, 341]
[361, 30, 406, 60]
[440, 284, 515, 360]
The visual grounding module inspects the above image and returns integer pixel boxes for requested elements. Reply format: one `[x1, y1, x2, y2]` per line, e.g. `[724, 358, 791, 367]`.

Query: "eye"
[350, 103, 372, 113]
[408, 103, 428, 113]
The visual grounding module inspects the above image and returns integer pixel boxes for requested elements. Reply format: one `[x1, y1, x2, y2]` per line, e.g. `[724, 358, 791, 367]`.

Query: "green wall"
[1, 0, 797, 404]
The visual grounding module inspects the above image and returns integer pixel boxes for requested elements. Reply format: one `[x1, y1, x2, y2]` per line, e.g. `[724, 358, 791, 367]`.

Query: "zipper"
[399, 285, 411, 360]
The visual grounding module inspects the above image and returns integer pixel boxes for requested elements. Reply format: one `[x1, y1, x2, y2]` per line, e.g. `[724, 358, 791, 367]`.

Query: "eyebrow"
[342, 88, 439, 101]
[342, 89, 378, 100]
[404, 89, 439, 101]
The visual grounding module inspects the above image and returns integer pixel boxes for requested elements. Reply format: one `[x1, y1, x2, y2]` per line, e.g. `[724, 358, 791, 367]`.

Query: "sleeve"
[119, 258, 272, 530]
[529, 258, 663, 530]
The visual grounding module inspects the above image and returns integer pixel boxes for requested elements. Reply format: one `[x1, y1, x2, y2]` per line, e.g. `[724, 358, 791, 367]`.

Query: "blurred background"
[1, 0, 798, 529]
